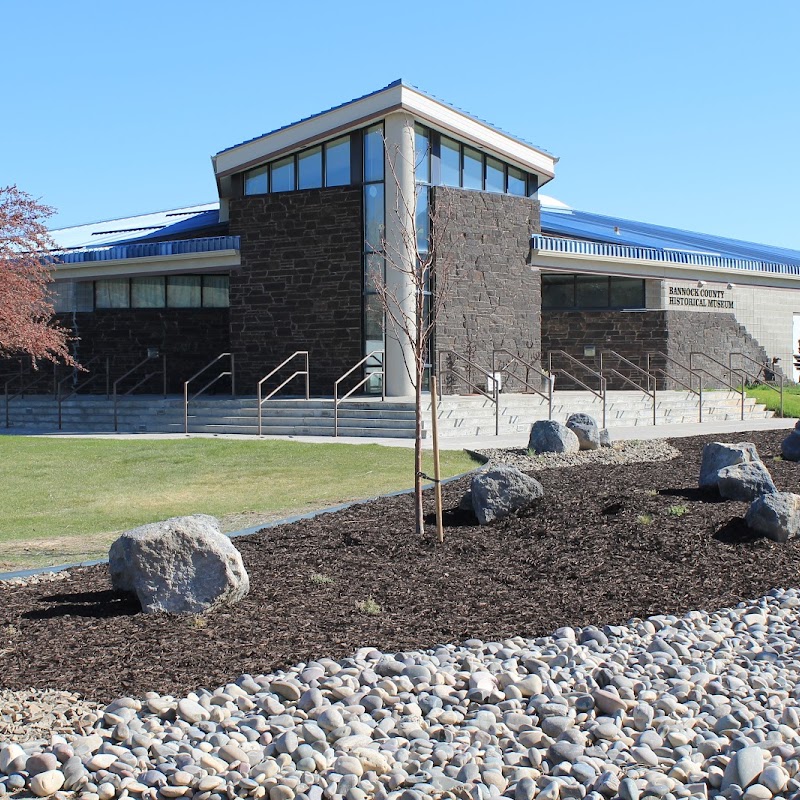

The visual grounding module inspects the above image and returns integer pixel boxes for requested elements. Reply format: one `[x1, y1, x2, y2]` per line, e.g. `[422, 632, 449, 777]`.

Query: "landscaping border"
[0, 464, 486, 582]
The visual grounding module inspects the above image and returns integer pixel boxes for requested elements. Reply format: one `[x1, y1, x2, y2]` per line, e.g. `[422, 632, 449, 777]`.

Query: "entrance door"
[793, 314, 800, 382]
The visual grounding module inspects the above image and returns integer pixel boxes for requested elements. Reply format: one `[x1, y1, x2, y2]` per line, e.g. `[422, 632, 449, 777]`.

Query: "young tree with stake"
[371, 130, 453, 537]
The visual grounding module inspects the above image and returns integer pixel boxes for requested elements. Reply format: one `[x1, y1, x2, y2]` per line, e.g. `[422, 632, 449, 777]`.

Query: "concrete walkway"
[12, 415, 796, 450]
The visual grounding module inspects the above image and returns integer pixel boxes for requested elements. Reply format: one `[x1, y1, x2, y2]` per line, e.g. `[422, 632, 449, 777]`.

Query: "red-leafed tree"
[0, 185, 75, 365]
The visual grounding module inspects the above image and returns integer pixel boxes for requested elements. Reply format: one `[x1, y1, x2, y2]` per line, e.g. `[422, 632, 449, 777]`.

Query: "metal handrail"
[334, 351, 385, 437]
[600, 350, 656, 426]
[645, 351, 698, 395]
[729, 351, 784, 417]
[548, 350, 607, 428]
[57, 356, 110, 430]
[113, 354, 167, 431]
[492, 349, 553, 420]
[184, 353, 236, 434]
[437, 350, 499, 435]
[257, 352, 310, 437]
[4, 363, 59, 428]
[690, 353, 747, 421]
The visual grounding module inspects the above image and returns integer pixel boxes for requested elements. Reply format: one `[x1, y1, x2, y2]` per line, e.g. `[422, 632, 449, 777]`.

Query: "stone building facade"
[433, 188, 542, 390]
[227, 189, 363, 394]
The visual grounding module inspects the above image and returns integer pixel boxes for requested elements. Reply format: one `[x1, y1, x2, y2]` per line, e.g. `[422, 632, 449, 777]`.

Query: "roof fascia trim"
[53, 250, 241, 281]
[214, 84, 557, 180]
[531, 250, 800, 290]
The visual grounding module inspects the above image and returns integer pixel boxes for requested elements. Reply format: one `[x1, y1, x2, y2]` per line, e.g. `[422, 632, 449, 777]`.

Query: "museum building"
[44, 81, 800, 399]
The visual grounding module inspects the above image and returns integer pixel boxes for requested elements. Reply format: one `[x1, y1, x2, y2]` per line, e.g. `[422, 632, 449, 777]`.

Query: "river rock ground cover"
[0, 430, 798, 705]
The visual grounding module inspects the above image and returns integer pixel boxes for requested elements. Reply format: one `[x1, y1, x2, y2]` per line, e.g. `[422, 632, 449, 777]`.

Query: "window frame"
[91, 275, 229, 310]
[542, 274, 646, 311]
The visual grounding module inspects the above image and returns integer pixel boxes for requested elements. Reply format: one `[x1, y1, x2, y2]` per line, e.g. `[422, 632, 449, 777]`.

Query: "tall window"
[362, 124, 385, 394]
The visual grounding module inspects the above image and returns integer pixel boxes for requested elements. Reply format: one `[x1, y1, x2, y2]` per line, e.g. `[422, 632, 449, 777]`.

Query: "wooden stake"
[431, 375, 444, 543]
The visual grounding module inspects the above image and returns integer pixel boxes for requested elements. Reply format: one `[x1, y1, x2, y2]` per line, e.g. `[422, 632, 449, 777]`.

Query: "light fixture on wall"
[697, 280, 707, 287]
[727, 282, 736, 290]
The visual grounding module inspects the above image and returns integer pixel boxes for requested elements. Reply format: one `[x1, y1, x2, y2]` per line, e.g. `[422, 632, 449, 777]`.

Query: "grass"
[356, 597, 382, 615]
[667, 504, 688, 517]
[0, 437, 478, 571]
[745, 384, 800, 418]
[636, 513, 654, 525]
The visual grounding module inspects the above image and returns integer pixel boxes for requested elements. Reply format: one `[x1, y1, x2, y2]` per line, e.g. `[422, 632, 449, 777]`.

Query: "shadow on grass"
[24, 589, 140, 620]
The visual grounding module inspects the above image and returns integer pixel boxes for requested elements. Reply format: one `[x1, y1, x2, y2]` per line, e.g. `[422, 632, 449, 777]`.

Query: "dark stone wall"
[541, 310, 669, 390]
[228, 189, 363, 395]
[57, 309, 231, 394]
[541, 309, 778, 390]
[433, 188, 541, 392]
[665, 310, 781, 387]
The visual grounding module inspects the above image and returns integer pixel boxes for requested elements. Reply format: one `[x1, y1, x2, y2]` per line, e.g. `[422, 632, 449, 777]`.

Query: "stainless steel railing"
[599, 350, 656, 426]
[730, 351, 784, 417]
[689, 351, 747, 421]
[57, 355, 110, 430]
[334, 351, 384, 437]
[437, 350, 500, 435]
[113, 353, 167, 431]
[548, 350, 607, 428]
[184, 353, 235, 434]
[257, 352, 310, 436]
[491, 348, 553, 420]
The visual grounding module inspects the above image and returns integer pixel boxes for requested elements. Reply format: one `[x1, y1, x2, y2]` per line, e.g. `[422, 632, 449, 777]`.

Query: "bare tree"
[370, 136, 454, 536]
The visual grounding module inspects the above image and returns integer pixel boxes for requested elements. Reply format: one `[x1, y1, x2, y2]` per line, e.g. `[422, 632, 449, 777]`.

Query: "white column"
[383, 111, 417, 398]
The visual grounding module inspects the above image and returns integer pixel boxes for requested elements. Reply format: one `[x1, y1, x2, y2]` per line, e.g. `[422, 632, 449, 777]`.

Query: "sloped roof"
[49, 203, 219, 249]
[539, 197, 800, 266]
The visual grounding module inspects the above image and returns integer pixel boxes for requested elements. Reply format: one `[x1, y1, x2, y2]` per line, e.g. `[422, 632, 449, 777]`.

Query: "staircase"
[2, 389, 773, 439]
[427, 389, 773, 438]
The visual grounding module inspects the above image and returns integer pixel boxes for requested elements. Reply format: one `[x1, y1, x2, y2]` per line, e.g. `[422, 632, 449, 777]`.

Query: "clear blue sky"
[4, 0, 799, 249]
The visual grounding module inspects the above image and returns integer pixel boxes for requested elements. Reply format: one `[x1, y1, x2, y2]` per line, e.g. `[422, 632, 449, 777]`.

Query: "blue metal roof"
[532, 234, 800, 277]
[57, 236, 239, 264]
[540, 205, 800, 267]
[216, 80, 555, 160]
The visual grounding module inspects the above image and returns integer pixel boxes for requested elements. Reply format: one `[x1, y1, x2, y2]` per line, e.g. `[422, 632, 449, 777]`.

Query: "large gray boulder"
[566, 413, 600, 451]
[698, 441, 761, 489]
[781, 421, 800, 461]
[717, 461, 777, 501]
[470, 466, 544, 525]
[745, 492, 800, 543]
[529, 420, 580, 455]
[109, 515, 250, 614]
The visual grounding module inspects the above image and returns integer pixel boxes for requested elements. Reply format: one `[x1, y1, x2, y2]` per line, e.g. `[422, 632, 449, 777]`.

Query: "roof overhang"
[213, 83, 557, 185]
[52, 248, 240, 281]
[532, 235, 800, 290]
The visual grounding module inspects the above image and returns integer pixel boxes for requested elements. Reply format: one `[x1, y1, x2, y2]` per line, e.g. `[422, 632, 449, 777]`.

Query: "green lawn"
[0, 437, 478, 570]
[745, 384, 800, 418]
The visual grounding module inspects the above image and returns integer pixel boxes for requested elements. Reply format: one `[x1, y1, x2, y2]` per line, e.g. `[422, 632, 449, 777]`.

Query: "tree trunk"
[414, 360, 424, 536]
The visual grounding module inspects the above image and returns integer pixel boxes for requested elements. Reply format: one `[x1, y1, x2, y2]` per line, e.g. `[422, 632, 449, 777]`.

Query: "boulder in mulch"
[566, 413, 601, 451]
[717, 461, 777, 501]
[109, 515, 250, 614]
[698, 441, 760, 488]
[781, 422, 800, 461]
[745, 492, 800, 543]
[529, 420, 579, 455]
[470, 465, 544, 525]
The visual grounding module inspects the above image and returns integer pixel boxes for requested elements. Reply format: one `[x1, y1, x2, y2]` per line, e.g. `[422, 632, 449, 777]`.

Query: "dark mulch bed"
[1, 430, 798, 703]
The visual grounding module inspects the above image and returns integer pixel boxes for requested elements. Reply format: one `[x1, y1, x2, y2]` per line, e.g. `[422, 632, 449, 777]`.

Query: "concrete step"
[2, 390, 774, 438]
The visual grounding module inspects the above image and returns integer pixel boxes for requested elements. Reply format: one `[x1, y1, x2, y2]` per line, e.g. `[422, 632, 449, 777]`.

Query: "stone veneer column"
[383, 112, 416, 398]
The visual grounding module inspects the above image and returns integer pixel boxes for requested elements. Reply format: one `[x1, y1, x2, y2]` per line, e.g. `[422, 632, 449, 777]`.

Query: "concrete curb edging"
[0, 462, 487, 583]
